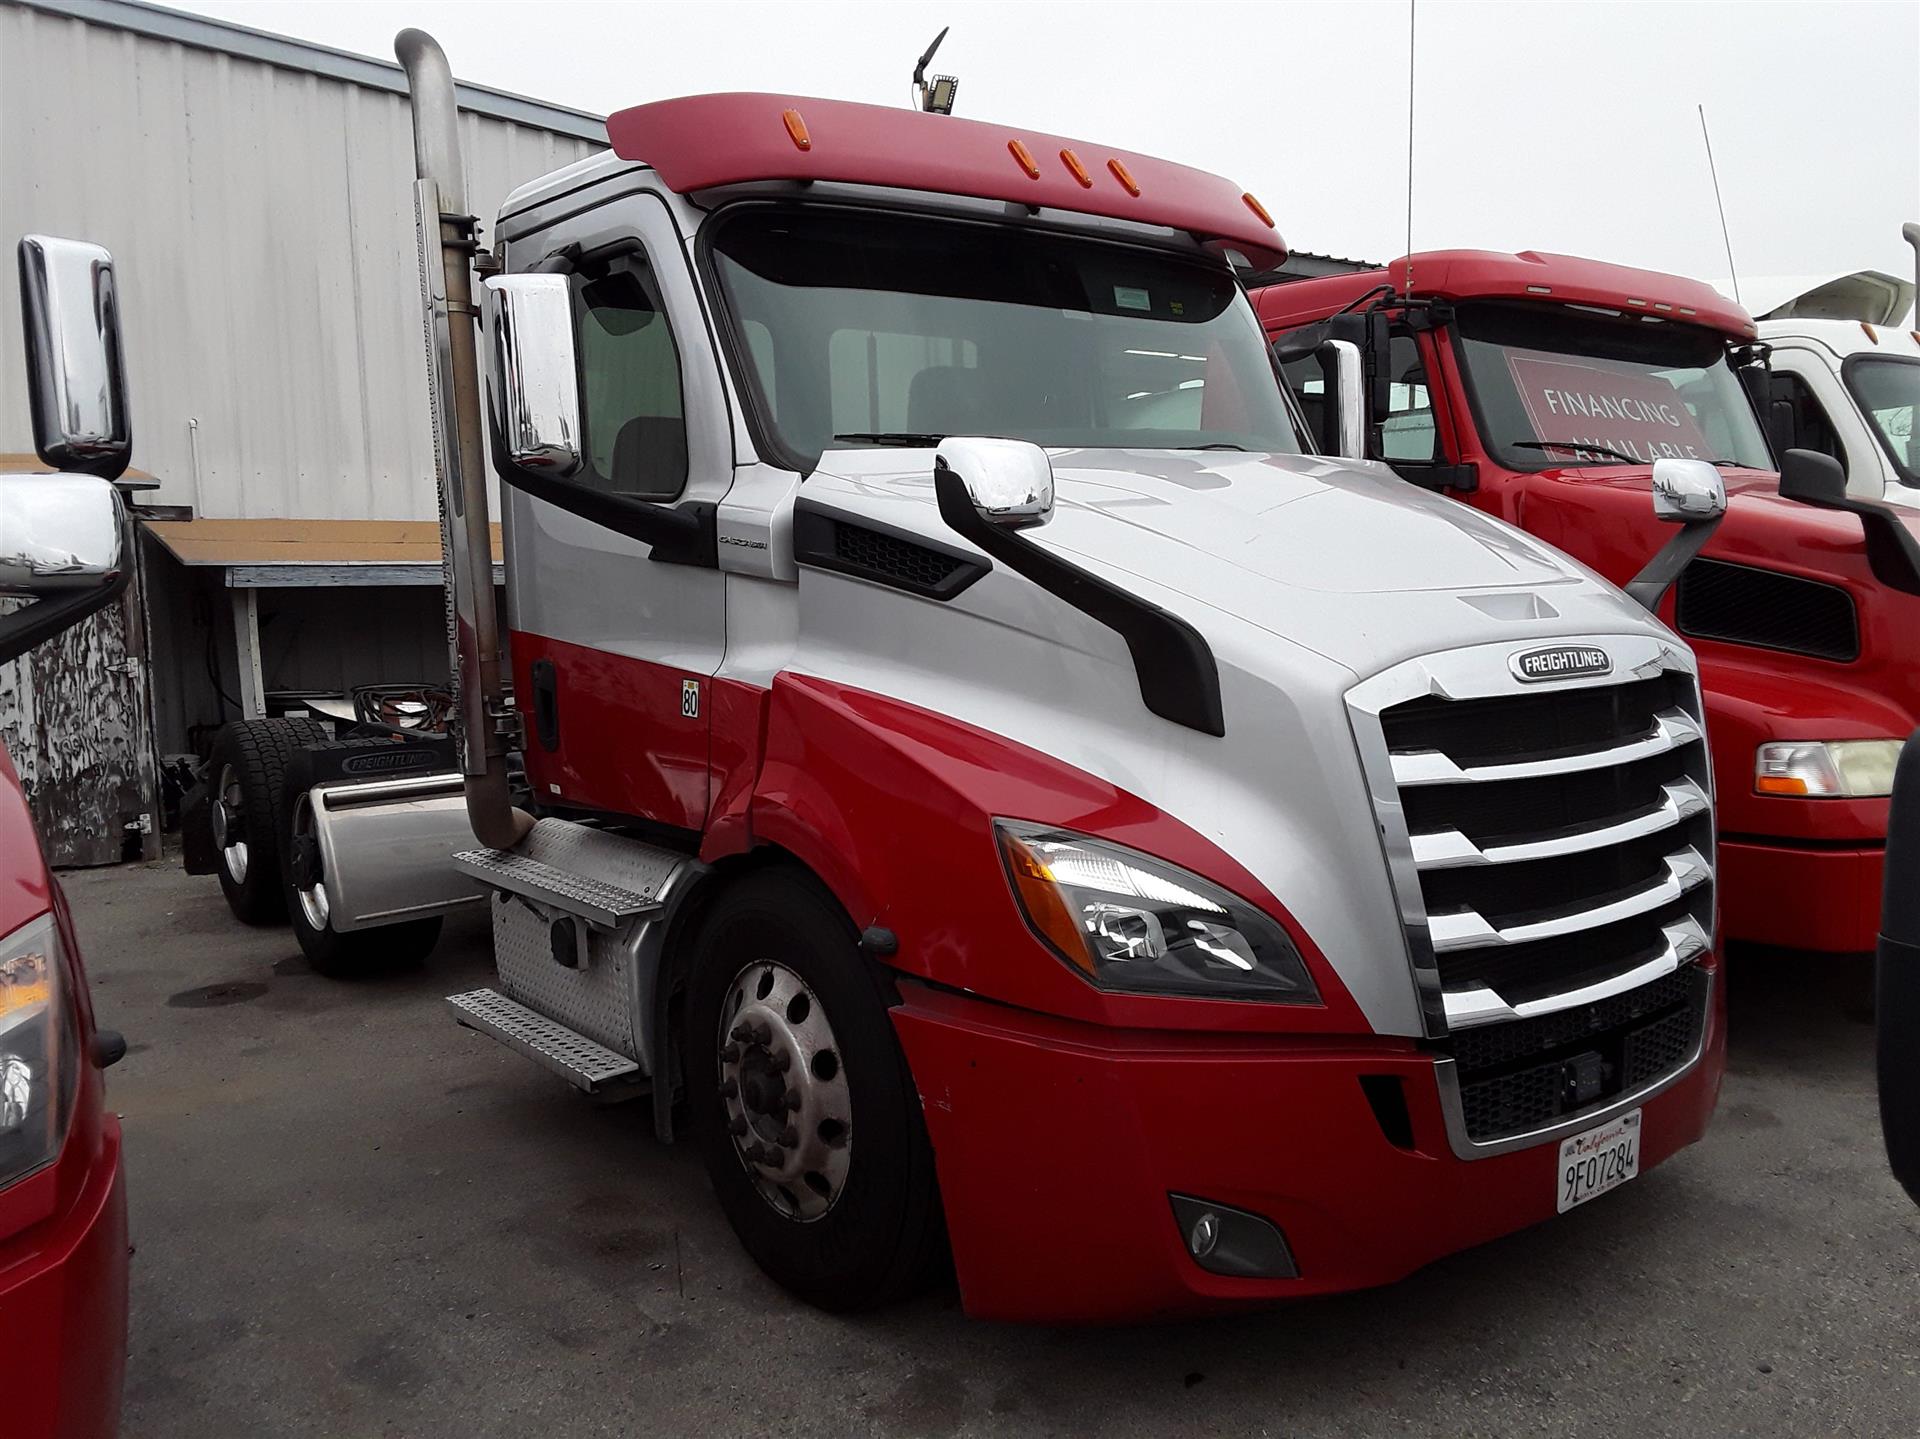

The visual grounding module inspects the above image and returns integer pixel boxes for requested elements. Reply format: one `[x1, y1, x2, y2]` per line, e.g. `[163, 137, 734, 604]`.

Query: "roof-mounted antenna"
[1402, 0, 1417, 302]
[911, 26, 959, 115]
[1698, 104, 1741, 307]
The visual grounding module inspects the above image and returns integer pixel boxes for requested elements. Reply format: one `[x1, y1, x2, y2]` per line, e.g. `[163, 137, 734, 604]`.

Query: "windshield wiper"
[831, 431, 947, 447]
[1191, 442, 1249, 451]
[1510, 439, 1642, 465]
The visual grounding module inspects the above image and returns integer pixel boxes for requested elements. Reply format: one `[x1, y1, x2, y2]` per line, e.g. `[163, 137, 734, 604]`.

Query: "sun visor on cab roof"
[605, 92, 1287, 270]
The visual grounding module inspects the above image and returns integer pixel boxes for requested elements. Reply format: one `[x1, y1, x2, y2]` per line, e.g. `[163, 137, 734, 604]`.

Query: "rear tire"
[207, 718, 329, 925]
[283, 789, 442, 978]
[686, 868, 942, 1312]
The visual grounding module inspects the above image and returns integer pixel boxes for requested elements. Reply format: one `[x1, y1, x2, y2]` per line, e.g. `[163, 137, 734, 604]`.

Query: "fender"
[744, 673, 1372, 1036]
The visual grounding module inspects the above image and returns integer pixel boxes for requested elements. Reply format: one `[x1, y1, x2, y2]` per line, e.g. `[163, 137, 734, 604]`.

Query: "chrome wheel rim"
[214, 762, 249, 884]
[717, 959, 851, 1222]
[291, 799, 330, 932]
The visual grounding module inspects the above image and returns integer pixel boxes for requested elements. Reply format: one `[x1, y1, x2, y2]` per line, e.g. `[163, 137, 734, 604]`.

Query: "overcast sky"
[183, 0, 1919, 308]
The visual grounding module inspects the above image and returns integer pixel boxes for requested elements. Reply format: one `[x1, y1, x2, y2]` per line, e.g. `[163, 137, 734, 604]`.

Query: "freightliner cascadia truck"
[2, 236, 136, 1439]
[194, 34, 1734, 1319]
[1255, 253, 1920, 962]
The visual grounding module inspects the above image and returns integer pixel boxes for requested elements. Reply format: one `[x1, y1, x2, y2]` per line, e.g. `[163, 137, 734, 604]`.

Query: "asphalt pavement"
[67, 857, 1919, 1437]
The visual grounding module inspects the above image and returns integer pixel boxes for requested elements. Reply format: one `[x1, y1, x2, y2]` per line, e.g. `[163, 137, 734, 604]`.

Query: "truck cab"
[1, 236, 135, 1439]
[246, 38, 1732, 1322]
[1757, 306, 1919, 507]
[1255, 252, 1920, 958]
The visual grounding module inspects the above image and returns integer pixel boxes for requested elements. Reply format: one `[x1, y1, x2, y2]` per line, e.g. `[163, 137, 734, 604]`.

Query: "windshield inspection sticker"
[1507, 353, 1712, 462]
[1113, 285, 1152, 312]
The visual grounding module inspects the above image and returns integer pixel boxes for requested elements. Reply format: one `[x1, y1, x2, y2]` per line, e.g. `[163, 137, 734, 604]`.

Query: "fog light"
[1169, 1193, 1297, 1279]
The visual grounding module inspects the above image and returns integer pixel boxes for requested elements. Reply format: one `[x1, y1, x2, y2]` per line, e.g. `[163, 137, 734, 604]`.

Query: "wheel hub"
[213, 763, 249, 884]
[717, 960, 851, 1222]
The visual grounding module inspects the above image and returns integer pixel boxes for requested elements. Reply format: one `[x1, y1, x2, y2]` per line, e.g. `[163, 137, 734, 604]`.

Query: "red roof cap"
[606, 93, 1286, 268]
[1252, 249, 1754, 339]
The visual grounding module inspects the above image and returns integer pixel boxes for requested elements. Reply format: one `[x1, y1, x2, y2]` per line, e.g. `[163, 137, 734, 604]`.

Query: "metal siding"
[0, 2, 601, 522]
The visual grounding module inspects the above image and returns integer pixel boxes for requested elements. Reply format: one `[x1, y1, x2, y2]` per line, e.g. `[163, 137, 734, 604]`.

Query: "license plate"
[1556, 1108, 1641, 1213]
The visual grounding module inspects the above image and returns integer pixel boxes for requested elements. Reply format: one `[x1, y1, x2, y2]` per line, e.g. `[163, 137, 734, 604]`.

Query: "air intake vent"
[1675, 559, 1858, 662]
[792, 503, 988, 601]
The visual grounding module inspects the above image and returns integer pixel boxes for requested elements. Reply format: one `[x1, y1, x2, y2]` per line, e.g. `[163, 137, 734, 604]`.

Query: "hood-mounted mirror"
[1625, 458, 1728, 612]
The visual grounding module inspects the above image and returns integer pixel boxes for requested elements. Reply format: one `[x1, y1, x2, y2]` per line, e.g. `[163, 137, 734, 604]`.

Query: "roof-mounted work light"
[911, 26, 959, 115]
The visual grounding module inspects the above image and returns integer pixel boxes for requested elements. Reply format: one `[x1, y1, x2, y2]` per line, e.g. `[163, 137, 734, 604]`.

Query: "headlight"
[995, 821, 1319, 1001]
[1755, 740, 1904, 798]
[0, 914, 77, 1189]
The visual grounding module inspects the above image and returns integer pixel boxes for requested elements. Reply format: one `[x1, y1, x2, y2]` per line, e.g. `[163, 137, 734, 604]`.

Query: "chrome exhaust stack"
[394, 28, 532, 851]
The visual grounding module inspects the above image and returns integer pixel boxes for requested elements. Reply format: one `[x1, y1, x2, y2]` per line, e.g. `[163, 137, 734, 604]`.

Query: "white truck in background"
[1756, 225, 1920, 506]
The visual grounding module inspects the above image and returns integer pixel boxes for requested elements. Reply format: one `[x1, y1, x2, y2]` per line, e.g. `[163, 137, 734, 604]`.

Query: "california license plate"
[1556, 1109, 1641, 1213]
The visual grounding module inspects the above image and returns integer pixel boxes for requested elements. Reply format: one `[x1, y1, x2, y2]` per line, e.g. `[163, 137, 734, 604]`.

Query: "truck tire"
[206, 718, 329, 925]
[686, 867, 943, 1312]
[282, 788, 443, 978]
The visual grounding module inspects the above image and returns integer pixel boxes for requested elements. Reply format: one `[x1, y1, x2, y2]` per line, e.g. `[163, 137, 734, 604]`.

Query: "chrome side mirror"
[484, 273, 583, 478]
[1650, 457, 1727, 523]
[0, 474, 128, 666]
[17, 236, 132, 482]
[1627, 459, 1728, 612]
[1321, 339, 1366, 459]
[933, 437, 1054, 528]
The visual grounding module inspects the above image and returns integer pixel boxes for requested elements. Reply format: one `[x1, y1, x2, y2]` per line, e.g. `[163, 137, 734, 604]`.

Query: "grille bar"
[1428, 845, 1711, 953]
[1391, 708, 1702, 787]
[1412, 777, 1708, 870]
[1443, 915, 1710, 1028]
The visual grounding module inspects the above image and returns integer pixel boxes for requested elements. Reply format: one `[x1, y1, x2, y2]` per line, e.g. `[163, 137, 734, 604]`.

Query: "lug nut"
[729, 1116, 748, 1137]
[720, 1043, 740, 1063]
[783, 1088, 802, 1111]
[770, 1048, 792, 1073]
[719, 1077, 738, 1099]
[731, 1024, 752, 1043]
[751, 1021, 772, 1046]
[779, 1125, 799, 1148]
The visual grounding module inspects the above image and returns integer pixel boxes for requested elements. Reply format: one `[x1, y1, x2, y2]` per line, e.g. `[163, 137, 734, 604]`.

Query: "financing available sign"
[1507, 354, 1713, 463]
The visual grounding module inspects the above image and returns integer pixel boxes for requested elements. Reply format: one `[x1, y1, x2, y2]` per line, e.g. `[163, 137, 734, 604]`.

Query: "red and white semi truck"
[194, 34, 1736, 1320]
[1, 236, 134, 1438]
[1255, 252, 1920, 961]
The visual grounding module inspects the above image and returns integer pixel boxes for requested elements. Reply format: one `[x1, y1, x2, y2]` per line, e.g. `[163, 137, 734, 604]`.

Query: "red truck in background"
[1, 235, 135, 1438]
[1255, 252, 1920, 957]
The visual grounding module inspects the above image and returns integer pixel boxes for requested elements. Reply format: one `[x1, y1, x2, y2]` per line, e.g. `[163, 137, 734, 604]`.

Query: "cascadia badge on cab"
[1510, 644, 1613, 683]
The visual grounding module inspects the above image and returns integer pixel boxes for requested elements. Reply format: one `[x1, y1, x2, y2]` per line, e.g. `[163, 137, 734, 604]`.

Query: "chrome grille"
[1348, 634, 1715, 1037]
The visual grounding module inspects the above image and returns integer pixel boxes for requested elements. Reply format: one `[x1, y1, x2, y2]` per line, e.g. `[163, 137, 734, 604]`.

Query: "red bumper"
[893, 984, 1723, 1323]
[1719, 836, 1882, 953]
[0, 1113, 129, 1439]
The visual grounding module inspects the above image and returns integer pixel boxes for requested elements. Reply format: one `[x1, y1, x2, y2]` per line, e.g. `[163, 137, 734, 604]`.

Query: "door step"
[447, 987, 641, 1093]
[452, 847, 663, 929]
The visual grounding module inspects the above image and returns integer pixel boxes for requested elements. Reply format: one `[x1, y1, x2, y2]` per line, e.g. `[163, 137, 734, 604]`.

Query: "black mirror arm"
[1624, 515, 1724, 613]
[498, 467, 716, 567]
[932, 466, 1225, 736]
[1786, 490, 1920, 597]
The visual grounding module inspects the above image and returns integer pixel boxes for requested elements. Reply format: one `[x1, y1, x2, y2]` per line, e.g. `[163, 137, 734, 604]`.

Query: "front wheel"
[686, 868, 942, 1311]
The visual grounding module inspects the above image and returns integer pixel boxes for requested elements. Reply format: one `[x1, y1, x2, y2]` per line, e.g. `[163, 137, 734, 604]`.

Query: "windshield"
[1452, 302, 1772, 471]
[1845, 356, 1920, 486]
[708, 206, 1302, 462]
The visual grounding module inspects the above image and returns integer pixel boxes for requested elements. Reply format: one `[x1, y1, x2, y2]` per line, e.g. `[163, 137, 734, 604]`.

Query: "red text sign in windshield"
[1507, 354, 1712, 463]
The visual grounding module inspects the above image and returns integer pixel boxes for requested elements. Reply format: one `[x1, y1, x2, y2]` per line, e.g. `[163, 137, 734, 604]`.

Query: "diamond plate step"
[452, 847, 663, 929]
[447, 988, 641, 1092]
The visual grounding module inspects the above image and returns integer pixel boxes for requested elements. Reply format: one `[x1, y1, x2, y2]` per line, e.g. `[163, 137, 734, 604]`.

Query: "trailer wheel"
[687, 868, 942, 1312]
[206, 718, 329, 925]
[283, 790, 442, 977]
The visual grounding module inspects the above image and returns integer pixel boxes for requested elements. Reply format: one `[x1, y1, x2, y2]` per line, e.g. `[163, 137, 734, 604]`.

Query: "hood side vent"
[1675, 559, 1858, 662]
[793, 499, 989, 601]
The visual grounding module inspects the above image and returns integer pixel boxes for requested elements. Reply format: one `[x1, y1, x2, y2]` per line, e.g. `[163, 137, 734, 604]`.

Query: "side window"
[1278, 352, 1332, 453]
[572, 252, 688, 502]
[1768, 371, 1846, 474]
[1379, 333, 1438, 462]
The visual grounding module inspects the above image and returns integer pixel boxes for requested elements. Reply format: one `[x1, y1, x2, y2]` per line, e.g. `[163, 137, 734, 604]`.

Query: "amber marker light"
[1242, 191, 1275, 228]
[1059, 148, 1093, 188]
[781, 108, 811, 152]
[1107, 158, 1140, 196]
[1008, 139, 1041, 179]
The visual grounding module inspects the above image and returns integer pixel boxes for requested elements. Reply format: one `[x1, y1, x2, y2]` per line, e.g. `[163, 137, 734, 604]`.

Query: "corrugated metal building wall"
[0, 0, 602, 520]
[0, 0, 605, 854]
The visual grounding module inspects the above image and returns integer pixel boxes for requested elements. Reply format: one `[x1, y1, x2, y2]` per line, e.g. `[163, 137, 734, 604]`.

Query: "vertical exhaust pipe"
[395, 29, 531, 851]
[1903, 223, 1919, 327]
[1878, 729, 1920, 1206]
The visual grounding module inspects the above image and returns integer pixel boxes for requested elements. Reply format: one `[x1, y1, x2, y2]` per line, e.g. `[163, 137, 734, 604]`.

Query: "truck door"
[500, 191, 735, 833]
